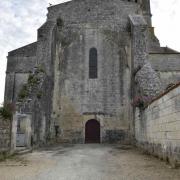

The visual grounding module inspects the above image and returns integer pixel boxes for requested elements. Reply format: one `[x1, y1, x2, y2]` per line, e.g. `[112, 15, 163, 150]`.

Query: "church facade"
[5, 0, 180, 146]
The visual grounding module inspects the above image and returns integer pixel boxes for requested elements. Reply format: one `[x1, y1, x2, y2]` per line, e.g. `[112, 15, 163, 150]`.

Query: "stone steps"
[15, 147, 32, 155]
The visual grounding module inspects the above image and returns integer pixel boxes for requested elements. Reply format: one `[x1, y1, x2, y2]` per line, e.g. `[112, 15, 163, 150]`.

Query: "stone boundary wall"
[135, 83, 180, 167]
[0, 116, 11, 153]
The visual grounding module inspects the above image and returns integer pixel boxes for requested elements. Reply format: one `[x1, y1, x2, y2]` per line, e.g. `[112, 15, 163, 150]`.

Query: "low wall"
[0, 116, 11, 156]
[135, 83, 180, 167]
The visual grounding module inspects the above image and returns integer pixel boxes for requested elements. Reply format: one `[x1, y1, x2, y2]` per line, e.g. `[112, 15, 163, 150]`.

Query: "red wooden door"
[85, 119, 100, 143]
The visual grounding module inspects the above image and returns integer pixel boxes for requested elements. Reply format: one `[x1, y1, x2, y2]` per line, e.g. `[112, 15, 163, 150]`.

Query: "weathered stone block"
[135, 85, 180, 166]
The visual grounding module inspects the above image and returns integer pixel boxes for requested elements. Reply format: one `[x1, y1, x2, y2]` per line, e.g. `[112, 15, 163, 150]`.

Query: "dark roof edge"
[148, 82, 180, 106]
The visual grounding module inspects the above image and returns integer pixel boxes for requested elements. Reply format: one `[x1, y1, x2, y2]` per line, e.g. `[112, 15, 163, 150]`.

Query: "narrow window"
[89, 48, 98, 79]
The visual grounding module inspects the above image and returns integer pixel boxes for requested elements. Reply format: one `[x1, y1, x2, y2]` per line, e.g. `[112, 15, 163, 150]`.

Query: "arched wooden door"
[85, 119, 100, 143]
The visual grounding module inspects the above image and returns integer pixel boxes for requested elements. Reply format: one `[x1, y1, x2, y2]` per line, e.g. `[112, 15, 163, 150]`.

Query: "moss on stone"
[28, 74, 39, 85]
[37, 91, 43, 99]
[34, 65, 46, 74]
[18, 85, 29, 100]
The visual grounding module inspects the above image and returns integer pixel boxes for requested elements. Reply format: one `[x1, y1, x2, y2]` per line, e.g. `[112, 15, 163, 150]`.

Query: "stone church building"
[4, 0, 180, 147]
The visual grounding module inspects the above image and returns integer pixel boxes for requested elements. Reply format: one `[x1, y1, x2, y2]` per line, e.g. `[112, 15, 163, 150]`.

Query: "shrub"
[18, 67, 45, 101]
[36, 66, 45, 73]
[28, 74, 39, 85]
[131, 96, 152, 108]
[0, 152, 8, 161]
[0, 103, 15, 120]
[18, 85, 29, 100]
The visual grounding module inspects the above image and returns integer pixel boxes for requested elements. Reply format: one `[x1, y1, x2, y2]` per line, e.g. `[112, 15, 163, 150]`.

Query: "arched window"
[89, 48, 98, 79]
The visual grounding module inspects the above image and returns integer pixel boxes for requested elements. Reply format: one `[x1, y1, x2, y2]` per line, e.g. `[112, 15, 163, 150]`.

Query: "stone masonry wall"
[0, 116, 11, 152]
[129, 15, 162, 98]
[149, 53, 180, 89]
[135, 83, 180, 167]
[5, 42, 37, 103]
[49, 0, 139, 143]
[47, 0, 140, 32]
[51, 23, 133, 143]
[5, 0, 175, 145]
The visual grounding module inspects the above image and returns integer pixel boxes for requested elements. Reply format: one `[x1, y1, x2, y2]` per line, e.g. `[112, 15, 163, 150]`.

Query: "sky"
[0, 0, 180, 104]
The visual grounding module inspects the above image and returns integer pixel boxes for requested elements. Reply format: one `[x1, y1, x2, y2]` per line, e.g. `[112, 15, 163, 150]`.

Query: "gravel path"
[0, 144, 180, 180]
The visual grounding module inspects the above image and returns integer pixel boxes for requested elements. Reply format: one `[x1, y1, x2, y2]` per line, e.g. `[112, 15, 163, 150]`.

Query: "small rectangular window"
[89, 48, 98, 79]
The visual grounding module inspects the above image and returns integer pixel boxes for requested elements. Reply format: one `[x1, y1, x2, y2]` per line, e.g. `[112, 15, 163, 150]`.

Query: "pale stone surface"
[0, 144, 180, 180]
[135, 85, 180, 166]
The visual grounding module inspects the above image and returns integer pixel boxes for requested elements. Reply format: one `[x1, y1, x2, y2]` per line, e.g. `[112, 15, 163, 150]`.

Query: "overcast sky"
[0, 0, 180, 104]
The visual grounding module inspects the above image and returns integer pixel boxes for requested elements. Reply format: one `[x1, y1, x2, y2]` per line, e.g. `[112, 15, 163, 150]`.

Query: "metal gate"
[16, 117, 26, 147]
[85, 119, 100, 143]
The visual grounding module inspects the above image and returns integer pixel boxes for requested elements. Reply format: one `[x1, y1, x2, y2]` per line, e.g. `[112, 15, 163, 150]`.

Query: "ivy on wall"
[18, 66, 45, 102]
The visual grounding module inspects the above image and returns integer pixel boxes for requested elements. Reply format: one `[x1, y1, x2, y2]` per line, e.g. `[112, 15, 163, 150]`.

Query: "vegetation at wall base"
[0, 103, 15, 120]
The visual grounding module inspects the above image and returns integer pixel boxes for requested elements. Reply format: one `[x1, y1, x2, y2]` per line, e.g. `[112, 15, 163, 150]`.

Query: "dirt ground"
[0, 144, 180, 180]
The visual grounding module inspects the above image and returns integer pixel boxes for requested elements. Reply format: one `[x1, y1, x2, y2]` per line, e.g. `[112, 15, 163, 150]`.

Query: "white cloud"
[0, 0, 180, 104]
[151, 0, 180, 51]
[0, 0, 69, 104]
